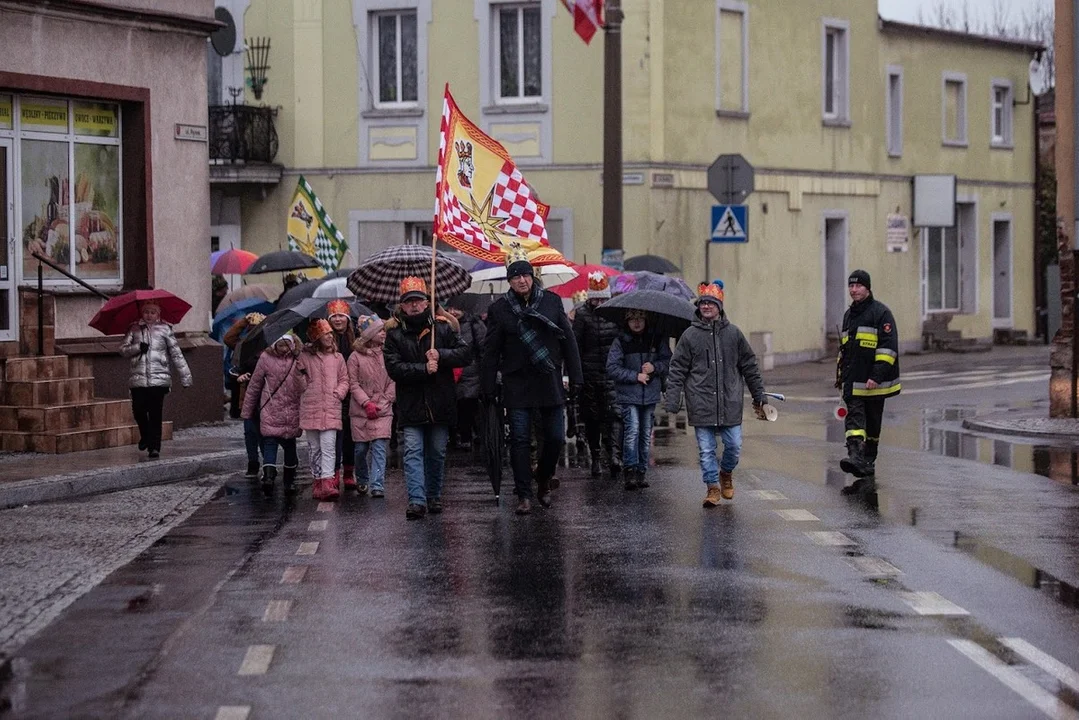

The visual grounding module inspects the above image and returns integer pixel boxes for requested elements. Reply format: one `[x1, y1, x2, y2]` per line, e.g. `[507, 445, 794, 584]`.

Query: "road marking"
[776, 509, 819, 522]
[846, 556, 902, 577]
[805, 531, 856, 546]
[750, 490, 788, 501]
[238, 644, 275, 676]
[280, 565, 308, 584]
[296, 542, 319, 556]
[317, 502, 335, 512]
[899, 591, 969, 616]
[262, 599, 292, 622]
[1001, 638, 1079, 694]
[308, 520, 329, 532]
[785, 373, 1051, 402]
[949, 640, 1079, 720]
[215, 707, 251, 720]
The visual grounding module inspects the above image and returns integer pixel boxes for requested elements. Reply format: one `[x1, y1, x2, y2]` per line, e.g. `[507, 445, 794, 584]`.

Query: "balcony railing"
[208, 104, 279, 164]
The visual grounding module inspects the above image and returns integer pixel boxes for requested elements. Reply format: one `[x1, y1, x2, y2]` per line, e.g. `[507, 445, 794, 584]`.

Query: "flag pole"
[429, 238, 438, 351]
[602, 0, 624, 265]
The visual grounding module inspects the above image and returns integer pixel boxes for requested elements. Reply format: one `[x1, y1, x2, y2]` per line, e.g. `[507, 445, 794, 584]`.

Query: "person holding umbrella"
[573, 272, 622, 480]
[606, 310, 671, 491]
[118, 300, 193, 458]
[481, 248, 583, 515]
[662, 283, 767, 507]
[383, 277, 471, 520]
[223, 312, 267, 477]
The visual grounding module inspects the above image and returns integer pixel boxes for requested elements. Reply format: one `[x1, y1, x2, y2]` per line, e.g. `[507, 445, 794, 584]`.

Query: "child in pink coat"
[242, 332, 303, 496]
[347, 315, 396, 498]
[298, 319, 349, 501]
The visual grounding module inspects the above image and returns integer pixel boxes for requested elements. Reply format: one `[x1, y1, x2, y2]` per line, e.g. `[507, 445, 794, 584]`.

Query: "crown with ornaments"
[325, 299, 350, 318]
[695, 282, 724, 308]
[398, 276, 429, 302]
[503, 242, 531, 268]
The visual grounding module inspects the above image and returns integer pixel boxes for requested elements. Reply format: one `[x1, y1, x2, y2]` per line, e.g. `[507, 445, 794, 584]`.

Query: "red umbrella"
[549, 264, 619, 298]
[211, 248, 258, 275]
[89, 289, 192, 335]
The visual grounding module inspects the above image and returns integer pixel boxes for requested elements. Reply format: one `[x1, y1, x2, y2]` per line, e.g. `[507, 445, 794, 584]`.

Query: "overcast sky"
[878, 0, 1051, 26]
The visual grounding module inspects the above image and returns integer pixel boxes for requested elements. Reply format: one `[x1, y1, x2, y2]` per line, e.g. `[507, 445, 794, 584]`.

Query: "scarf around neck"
[506, 284, 563, 372]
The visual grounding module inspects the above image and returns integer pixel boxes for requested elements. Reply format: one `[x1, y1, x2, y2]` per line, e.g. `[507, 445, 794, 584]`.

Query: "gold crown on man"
[503, 242, 530, 268]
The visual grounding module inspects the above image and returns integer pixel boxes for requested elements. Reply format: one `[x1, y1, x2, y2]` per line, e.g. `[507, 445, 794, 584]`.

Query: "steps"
[0, 353, 167, 454]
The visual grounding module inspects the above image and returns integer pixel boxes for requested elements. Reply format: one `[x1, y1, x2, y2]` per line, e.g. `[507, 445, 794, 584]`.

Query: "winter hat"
[399, 276, 429, 303]
[695, 283, 724, 310]
[848, 269, 871, 290]
[504, 242, 535, 280]
[357, 314, 385, 343]
[307, 318, 333, 343]
[274, 331, 298, 349]
[325, 299, 350, 320]
[587, 272, 611, 300]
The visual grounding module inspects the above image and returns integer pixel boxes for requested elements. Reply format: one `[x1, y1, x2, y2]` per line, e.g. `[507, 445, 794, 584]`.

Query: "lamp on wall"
[245, 37, 271, 101]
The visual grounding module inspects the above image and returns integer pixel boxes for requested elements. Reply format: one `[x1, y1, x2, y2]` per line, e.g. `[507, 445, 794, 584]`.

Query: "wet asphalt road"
[3, 348, 1079, 719]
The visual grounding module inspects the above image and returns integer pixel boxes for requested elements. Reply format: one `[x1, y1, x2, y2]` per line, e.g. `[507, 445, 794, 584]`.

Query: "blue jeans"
[621, 403, 655, 473]
[261, 437, 297, 468]
[694, 424, 743, 485]
[401, 424, 449, 506]
[244, 418, 262, 463]
[354, 438, 388, 491]
[507, 406, 565, 500]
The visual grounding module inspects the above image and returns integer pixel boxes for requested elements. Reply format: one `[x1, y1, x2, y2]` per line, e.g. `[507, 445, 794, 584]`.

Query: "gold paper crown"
[399, 276, 428, 297]
[503, 242, 531, 267]
[307, 318, 333, 342]
[244, 312, 266, 325]
[587, 272, 610, 293]
[698, 283, 724, 302]
[571, 289, 588, 305]
[325, 299, 350, 318]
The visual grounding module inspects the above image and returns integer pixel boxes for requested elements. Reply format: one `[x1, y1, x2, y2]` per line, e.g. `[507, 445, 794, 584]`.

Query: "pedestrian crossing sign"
[711, 204, 748, 243]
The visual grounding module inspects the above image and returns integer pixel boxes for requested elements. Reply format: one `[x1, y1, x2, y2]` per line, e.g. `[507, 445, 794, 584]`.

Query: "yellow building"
[216, 0, 1041, 364]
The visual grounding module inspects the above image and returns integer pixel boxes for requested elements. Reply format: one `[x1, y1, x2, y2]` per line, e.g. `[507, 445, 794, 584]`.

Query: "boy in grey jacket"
[662, 284, 767, 507]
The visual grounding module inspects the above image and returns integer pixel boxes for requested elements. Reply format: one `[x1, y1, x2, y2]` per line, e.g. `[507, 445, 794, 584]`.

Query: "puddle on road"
[953, 532, 1079, 611]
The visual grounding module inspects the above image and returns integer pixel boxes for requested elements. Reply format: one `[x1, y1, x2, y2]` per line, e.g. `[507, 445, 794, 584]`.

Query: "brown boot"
[720, 470, 734, 500]
[703, 483, 722, 508]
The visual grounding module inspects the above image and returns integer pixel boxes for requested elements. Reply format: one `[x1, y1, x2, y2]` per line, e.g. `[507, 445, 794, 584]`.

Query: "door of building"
[992, 217, 1013, 328]
[0, 139, 14, 342]
[823, 213, 848, 352]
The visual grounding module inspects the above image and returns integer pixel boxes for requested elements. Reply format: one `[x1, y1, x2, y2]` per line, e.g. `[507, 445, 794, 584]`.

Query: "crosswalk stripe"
[238, 645, 275, 676]
[215, 707, 251, 720]
[949, 640, 1079, 720]
[805, 531, 856, 546]
[750, 490, 788, 501]
[317, 502, 335, 512]
[262, 600, 292, 622]
[308, 520, 328, 532]
[899, 591, 968, 616]
[786, 373, 1050, 403]
[776, 509, 819, 521]
[280, 566, 308, 584]
[296, 542, 319, 556]
[1001, 638, 1079, 694]
[846, 556, 902, 577]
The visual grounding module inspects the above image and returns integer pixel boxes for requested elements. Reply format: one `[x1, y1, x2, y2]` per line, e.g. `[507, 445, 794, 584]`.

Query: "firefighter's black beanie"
[848, 269, 871, 290]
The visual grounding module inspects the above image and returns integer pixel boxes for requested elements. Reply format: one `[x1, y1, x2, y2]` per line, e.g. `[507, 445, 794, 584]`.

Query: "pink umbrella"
[211, 248, 258, 275]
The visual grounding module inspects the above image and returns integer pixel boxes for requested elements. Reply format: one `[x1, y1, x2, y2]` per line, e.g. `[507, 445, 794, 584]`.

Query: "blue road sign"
[711, 204, 748, 243]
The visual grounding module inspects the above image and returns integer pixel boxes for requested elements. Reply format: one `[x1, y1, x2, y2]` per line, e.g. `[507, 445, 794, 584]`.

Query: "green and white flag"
[286, 175, 347, 273]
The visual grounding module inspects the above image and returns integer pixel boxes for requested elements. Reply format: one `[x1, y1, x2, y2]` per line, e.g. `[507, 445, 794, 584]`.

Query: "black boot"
[245, 459, 260, 479]
[590, 453, 602, 478]
[624, 468, 638, 491]
[609, 463, 622, 482]
[862, 439, 879, 477]
[261, 465, 277, 496]
[282, 465, 298, 495]
[840, 439, 871, 478]
[636, 469, 649, 488]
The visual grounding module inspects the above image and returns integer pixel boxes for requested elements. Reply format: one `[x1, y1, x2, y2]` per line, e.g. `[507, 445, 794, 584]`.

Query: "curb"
[961, 418, 1079, 443]
[0, 449, 249, 509]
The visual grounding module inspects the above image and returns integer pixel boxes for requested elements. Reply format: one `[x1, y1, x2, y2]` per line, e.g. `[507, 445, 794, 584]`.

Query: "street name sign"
[711, 204, 748, 243]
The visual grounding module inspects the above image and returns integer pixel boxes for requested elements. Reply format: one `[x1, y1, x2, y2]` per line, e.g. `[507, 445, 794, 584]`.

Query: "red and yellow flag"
[434, 85, 564, 266]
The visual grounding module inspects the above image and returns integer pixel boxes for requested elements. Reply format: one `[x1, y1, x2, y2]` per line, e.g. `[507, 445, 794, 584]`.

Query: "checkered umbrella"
[346, 245, 472, 303]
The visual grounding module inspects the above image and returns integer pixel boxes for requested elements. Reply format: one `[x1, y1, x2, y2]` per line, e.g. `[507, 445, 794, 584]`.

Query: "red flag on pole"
[560, 0, 603, 44]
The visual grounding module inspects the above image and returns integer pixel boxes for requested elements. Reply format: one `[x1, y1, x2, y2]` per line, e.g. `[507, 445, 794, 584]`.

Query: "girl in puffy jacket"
[119, 301, 193, 458]
[298, 319, 349, 501]
[606, 310, 671, 491]
[347, 315, 395, 498]
[242, 332, 303, 496]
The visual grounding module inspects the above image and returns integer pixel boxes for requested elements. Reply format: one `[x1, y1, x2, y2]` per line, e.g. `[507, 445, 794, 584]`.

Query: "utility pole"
[601, 0, 623, 268]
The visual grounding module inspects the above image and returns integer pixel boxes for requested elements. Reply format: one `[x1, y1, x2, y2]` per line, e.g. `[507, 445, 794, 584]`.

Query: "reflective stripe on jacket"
[838, 297, 900, 398]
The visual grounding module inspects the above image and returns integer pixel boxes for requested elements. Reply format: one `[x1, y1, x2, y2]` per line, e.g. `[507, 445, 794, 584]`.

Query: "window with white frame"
[822, 19, 849, 123]
[942, 73, 967, 145]
[991, 80, 1013, 146]
[925, 225, 960, 311]
[374, 10, 418, 106]
[886, 66, 902, 156]
[496, 3, 542, 102]
[716, 1, 749, 115]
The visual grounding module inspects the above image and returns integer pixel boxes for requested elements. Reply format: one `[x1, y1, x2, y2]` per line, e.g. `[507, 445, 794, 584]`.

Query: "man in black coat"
[384, 276, 471, 520]
[573, 273, 622, 479]
[481, 253, 583, 515]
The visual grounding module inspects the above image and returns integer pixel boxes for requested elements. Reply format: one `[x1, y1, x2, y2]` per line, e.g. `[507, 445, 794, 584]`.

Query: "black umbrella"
[480, 397, 504, 499]
[623, 254, 681, 274]
[595, 289, 696, 337]
[447, 292, 497, 317]
[246, 250, 322, 275]
[276, 268, 357, 308]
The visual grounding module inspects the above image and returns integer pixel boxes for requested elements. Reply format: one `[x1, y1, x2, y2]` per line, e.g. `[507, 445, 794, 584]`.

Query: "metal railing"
[31, 251, 109, 356]
[208, 104, 279, 163]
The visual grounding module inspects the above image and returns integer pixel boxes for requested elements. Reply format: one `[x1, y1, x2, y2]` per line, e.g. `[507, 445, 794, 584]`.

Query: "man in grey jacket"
[662, 283, 767, 507]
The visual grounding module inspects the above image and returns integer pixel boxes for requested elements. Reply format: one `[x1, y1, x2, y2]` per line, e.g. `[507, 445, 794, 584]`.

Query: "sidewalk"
[962, 411, 1079, 442]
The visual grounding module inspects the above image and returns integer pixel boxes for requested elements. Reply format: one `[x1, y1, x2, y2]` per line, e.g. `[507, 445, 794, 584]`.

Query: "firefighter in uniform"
[836, 269, 900, 479]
